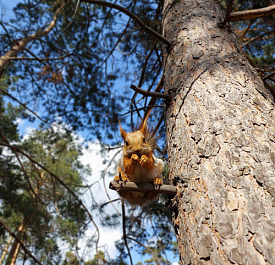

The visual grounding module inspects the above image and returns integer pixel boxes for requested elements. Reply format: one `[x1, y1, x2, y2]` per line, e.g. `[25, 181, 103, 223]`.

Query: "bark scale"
[162, 0, 275, 264]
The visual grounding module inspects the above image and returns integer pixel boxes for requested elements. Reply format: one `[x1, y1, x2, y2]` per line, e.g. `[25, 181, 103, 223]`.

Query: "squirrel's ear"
[140, 108, 152, 133]
[118, 120, 127, 140]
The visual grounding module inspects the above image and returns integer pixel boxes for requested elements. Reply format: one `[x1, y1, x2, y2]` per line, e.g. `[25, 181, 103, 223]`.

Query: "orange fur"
[114, 112, 163, 205]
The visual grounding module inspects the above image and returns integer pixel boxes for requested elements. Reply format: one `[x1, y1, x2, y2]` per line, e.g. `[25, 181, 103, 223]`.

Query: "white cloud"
[79, 141, 123, 260]
[80, 141, 122, 201]
[24, 126, 36, 135]
[15, 118, 25, 126]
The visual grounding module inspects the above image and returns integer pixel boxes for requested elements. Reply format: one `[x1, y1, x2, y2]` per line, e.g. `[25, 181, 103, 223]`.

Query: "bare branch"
[0, 131, 36, 197]
[100, 198, 121, 209]
[130, 39, 158, 114]
[229, 4, 275, 22]
[127, 236, 162, 263]
[81, 0, 172, 46]
[103, 15, 132, 64]
[223, 0, 233, 25]
[0, 88, 47, 123]
[8, 52, 73, 61]
[122, 201, 133, 265]
[263, 71, 275, 81]
[101, 148, 122, 215]
[109, 181, 177, 196]
[130, 85, 171, 99]
[242, 30, 275, 47]
[240, 20, 253, 38]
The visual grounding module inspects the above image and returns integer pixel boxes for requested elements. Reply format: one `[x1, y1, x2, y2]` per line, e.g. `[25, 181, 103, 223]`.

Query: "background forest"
[0, 0, 274, 264]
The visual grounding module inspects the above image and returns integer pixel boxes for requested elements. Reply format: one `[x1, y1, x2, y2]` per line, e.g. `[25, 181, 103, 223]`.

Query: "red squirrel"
[114, 111, 163, 205]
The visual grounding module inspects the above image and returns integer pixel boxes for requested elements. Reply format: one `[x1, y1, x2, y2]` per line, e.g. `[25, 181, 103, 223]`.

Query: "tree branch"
[229, 4, 275, 22]
[109, 181, 177, 196]
[81, 0, 172, 46]
[223, 0, 233, 24]
[242, 30, 275, 47]
[122, 201, 133, 265]
[0, 88, 46, 124]
[263, 71, 275, 81]
[0, 2, 65, 77]
[0, 218, 43, 265]
[130, 84, 171, 99]
[0, 141, 100, 255]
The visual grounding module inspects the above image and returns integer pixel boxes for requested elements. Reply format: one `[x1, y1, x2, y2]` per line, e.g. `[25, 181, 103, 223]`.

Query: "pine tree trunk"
[0, 236, 12, 265]
[5, 223, 24, 265]
[162, 0, 275, 264]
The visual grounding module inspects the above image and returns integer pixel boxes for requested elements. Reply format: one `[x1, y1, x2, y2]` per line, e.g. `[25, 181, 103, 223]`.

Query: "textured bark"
[162, 0, 275, 264]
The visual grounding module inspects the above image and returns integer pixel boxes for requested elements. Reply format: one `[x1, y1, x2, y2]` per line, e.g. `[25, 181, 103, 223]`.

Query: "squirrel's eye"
[125, 140, 129, 146]
[143, 137, 146, 143]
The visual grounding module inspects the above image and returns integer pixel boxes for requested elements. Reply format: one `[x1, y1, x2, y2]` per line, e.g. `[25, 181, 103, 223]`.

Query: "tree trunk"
[0, 236, 12, 265]
[5, 223, 24, 265]
[162, 0, 275, 264]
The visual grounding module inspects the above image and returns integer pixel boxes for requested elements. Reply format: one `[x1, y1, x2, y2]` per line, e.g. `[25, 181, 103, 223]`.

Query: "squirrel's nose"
[133, 148, 142, 156]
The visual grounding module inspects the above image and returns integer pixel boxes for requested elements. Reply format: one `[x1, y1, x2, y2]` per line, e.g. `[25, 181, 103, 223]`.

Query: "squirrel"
[114, 111, 164, 205]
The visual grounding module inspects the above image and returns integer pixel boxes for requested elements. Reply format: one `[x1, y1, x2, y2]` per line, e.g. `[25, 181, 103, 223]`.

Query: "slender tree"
[0, 118, 91, 264]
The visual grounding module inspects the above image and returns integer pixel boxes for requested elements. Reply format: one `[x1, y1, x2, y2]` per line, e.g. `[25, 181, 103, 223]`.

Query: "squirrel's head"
[119, 112, 153, 157]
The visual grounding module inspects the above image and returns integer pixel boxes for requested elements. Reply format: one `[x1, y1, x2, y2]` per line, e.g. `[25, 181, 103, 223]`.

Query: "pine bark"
[162, 0, 275, 264]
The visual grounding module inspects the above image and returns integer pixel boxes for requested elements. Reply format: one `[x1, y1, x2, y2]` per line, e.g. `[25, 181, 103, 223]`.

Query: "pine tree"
[0, 0, 274, 264]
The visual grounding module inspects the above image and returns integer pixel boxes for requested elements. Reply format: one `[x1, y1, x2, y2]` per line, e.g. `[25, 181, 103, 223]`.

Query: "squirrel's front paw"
[131, 154, 140, 162]
[114, 173, 128, 182]
[140, 155, 149, 166]
[153, 177, 162, 185]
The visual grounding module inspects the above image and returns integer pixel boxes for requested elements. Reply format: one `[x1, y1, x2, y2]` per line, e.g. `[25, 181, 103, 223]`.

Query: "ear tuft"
[118, 120, 127, 140]
[140, 108, 152, 133]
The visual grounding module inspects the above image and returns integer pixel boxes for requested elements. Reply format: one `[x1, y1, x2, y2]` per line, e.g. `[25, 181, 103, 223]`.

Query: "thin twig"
[240, 21, 253, 38]
[242, 30, 275, 47]
[130, 84, 171, 99]
[152, 112, 164, 137]
[101, 148, 122, 215]
[8, 52, 73, 61]
[229, 4, 275, 22]
[0, 21, 13, 48]
[62, 0, 81, 32]
[127, 236, 161, 264]
[0, 131, 36, 197]
[121, 105, 164, 117]
[263, 71, 275, 81]
[122, 201, 133, 265]
[82, 0, 172, 46]
[103, 17, 132, 64]
[0, 88, 46, 123]
[100, 198, 121, 209]
[147, 74, 163, 108]
[138, 39, 158, 88]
